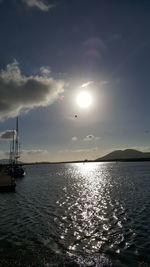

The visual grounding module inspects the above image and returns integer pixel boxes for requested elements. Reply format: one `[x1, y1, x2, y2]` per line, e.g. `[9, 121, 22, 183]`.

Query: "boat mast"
[12, 128, 15, 165]
[9, 141, 12, 165]
[15, 117, 19, 164]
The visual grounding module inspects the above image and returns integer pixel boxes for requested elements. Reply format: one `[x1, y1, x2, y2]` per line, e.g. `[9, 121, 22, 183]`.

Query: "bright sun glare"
[76, 91, 92, 108]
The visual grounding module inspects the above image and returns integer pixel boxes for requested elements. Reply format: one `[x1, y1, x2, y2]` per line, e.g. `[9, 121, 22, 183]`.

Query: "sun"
[76, 91, 92, 108]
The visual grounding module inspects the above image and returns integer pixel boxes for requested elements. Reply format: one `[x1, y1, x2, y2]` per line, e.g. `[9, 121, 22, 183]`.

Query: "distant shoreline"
[21, 158, 150, 165]
[1, 159, 150, 166]
[2, 148, 150, 165]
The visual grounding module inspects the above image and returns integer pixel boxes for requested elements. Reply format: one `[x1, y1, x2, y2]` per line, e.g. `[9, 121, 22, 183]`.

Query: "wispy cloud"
[40, 66, 51, 75]
[71, 135, 100, 142]
[71, 136, 78, 141]
[22, 0, 54, 11]
[0, 60, 65, 120]
[72, 147, 98, 153]
[22, 149, 48, 155]
[83, 134, 94, 141]
[59, 147, 98, 154]
[0, 130, 16, 140]
[83, 134, 100, 141]
[81, 81, 93, 88]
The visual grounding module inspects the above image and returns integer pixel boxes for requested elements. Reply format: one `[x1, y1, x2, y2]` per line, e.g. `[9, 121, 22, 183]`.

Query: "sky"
[0, 0, 150, 162]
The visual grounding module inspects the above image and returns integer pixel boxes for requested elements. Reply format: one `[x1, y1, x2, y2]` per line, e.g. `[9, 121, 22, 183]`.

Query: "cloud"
[71, 147, 98, 153]
[81, 81, 93, 88]
[83, 134, 101, 141]
[40, 66, 51, 75]
[22, 0, 54, 11]
[83, 134, 94, 141]
[0, 130, 16, 140]
[0, 60, 65, 120]
[72, 136, 78, 141]
[22, 149, 48, 155]
[59, 147, 98, 154]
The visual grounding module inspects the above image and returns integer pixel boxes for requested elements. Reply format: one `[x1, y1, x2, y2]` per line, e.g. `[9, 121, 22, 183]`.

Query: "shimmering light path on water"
[0, 162, 150, 266]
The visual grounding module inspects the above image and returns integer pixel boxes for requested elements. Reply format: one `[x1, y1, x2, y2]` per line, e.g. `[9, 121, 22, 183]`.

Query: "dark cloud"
[0, 61, 65, 120]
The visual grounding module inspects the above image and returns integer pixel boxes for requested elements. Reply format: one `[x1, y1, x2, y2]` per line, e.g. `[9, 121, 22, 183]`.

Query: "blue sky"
[0, 0, 150, 162]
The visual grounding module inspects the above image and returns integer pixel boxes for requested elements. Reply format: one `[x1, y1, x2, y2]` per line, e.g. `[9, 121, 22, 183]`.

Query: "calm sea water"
[0, 162, 150, 266]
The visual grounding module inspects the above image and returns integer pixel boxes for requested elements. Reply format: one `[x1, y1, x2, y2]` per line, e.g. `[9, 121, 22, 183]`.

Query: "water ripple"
[0, 162, 150, 266]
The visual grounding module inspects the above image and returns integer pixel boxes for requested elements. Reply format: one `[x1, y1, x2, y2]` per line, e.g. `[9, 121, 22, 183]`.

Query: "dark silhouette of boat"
[10, 163, 25, 178]
[0, 165, 16, 192]
[9, 117, 26, 178]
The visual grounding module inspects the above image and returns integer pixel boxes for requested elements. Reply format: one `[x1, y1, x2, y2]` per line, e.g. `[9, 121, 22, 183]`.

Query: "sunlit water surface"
[0, 162, 150, 266]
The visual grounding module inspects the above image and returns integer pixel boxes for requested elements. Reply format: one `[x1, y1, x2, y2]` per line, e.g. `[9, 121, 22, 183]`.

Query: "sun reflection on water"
[57, 164, 110, 251]
[56, 162, 134, 263]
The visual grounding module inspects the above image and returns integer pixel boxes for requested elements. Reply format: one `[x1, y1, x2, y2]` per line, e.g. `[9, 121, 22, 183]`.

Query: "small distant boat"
[9, 117, 26, 178]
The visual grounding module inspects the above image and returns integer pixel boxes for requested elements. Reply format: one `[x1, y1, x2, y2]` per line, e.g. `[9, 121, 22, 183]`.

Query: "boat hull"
[9, 165, 26, 178]
[0, 184, 16, 192]
[0, 170, 16, 192]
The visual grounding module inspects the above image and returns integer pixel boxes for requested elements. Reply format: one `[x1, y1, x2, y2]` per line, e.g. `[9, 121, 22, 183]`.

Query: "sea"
[0, 162, 150, 267]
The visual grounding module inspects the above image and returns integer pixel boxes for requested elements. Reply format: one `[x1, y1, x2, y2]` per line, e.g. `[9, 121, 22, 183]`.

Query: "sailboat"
[9, 117, 26, 178]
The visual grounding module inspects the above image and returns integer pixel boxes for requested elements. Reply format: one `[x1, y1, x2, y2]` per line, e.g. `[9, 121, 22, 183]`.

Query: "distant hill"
[96, 149, 150, 161]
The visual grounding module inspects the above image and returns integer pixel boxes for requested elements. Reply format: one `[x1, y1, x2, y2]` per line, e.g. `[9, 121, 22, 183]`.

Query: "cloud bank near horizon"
[0, 61, 65, 120]
[22, 149, 48, 155]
